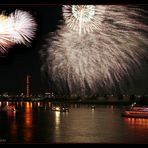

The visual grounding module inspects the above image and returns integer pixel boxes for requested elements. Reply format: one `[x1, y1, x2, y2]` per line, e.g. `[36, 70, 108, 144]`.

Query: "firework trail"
[41, 5, 148, 96]
[0, 10, 37, 54]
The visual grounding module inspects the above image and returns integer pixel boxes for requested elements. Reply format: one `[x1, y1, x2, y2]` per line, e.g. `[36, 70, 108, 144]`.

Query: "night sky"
[0, 5, 62, 95]
[0, 4, 148, 95]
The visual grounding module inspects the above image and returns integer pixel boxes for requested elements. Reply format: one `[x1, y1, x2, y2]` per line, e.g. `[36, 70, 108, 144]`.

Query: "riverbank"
[0, 99, 144, 106]
[0, 96, 148, 106]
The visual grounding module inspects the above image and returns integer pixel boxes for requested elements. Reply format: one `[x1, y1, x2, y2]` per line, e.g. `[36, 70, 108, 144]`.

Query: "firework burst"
[63, 5, 106, 35]
[9, 10, 37, 45]
[41, 5, 148, 96]
[0, 14, 14, 53]
[0, 9, 37, 54]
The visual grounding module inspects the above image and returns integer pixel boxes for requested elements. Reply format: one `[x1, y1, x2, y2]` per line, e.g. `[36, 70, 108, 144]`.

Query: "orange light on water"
[124, 117, 148, 126]
[24, 102, 32, 127]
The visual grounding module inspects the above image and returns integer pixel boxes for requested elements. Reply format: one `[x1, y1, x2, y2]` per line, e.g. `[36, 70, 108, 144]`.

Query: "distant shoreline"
[0, 99, 147, 106]
[1, 95, 148, 106]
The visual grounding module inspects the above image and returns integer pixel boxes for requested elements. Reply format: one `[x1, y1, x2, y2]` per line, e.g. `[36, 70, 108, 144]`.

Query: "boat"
[1, 105, 16, 112]
[51, 106, 69, 112]
[91, 105, 95, 109]
[122, 102, 148, 118]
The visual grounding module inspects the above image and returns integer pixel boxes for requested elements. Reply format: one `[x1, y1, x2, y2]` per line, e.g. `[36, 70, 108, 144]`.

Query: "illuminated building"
[26, 75, 31, 98]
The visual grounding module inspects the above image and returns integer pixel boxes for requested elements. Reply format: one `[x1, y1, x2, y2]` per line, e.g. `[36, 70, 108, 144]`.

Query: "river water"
[0, 101, 148, 144]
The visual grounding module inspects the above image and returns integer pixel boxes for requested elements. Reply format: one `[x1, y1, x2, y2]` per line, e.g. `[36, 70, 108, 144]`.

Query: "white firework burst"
[0, 9, 37, 54]
[9, 9, 37, 45]
[63, 5, 106, 35]
[41, 5, 148, 96]
[0, 14, 14, 53]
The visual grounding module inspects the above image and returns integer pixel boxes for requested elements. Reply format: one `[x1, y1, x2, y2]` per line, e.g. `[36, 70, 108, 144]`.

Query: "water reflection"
[24, 102, 32, 127]
[10, 119, 17, 140]
[123, 117, 148, 143]
[1, 101, 148, 143]
[55, 111, 60, 127]
[23, 102, 33, 142]
[6, 102, 9, 106]
[124, 117, 148, 127]
[7, 110, 16, 119]
[54, 111, 61, 140]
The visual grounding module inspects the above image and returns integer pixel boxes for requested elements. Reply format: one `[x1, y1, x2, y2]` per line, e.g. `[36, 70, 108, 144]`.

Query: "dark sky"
[0, 4, 148, 95]
[0, 5, 62, 95]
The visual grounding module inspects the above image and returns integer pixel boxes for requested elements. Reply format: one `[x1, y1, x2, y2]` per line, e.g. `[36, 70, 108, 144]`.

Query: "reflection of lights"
[20, 101, 23, 107]
[30, 102, 32, 108]
[110, 105, 114, 110]
[91, 106, 95, 113]
[55, 111, 60, 126]
[48, 102, 51, 108]
[56, 107, 60, 111]
[26, 119, 31, 126]
[23, 102, 33, 141]
[6, 101, 8, 105]
[37, 102, 40, 107]
[0, 102, 1, 107]
[10, 120, 17, 138]
[7, 110, 16, 118]
[55, 111, 60, 130]
[91, 108, 95, 114]
[25, 102, 32, 127]
[54, 111, 61, 140]
[26, 102, 29, 108]
[25, 102, 32, 109]
[124, 117, 148, 126]
[64, 111, 69, 117]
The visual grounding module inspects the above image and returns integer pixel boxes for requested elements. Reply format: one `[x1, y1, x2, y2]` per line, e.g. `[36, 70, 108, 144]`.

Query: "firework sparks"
[0, 14, 14, 53]
[41, 5, 148, 95]
[9, 10, 37, 45]
[63, 5, 105, 35]
[0, 10, 37, 54]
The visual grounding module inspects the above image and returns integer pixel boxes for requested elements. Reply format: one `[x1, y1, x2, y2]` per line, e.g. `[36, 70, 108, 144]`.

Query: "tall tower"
[26, 75, 31, 98]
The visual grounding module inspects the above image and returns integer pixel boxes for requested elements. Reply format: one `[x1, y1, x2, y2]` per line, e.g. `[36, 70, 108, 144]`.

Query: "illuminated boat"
[1, 105, 16, 112]
[122, 103, 148, 118]
[51, 106, 69, 112]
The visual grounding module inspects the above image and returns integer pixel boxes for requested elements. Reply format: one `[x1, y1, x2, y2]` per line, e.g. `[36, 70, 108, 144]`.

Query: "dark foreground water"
[0, 101, 148, 144]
